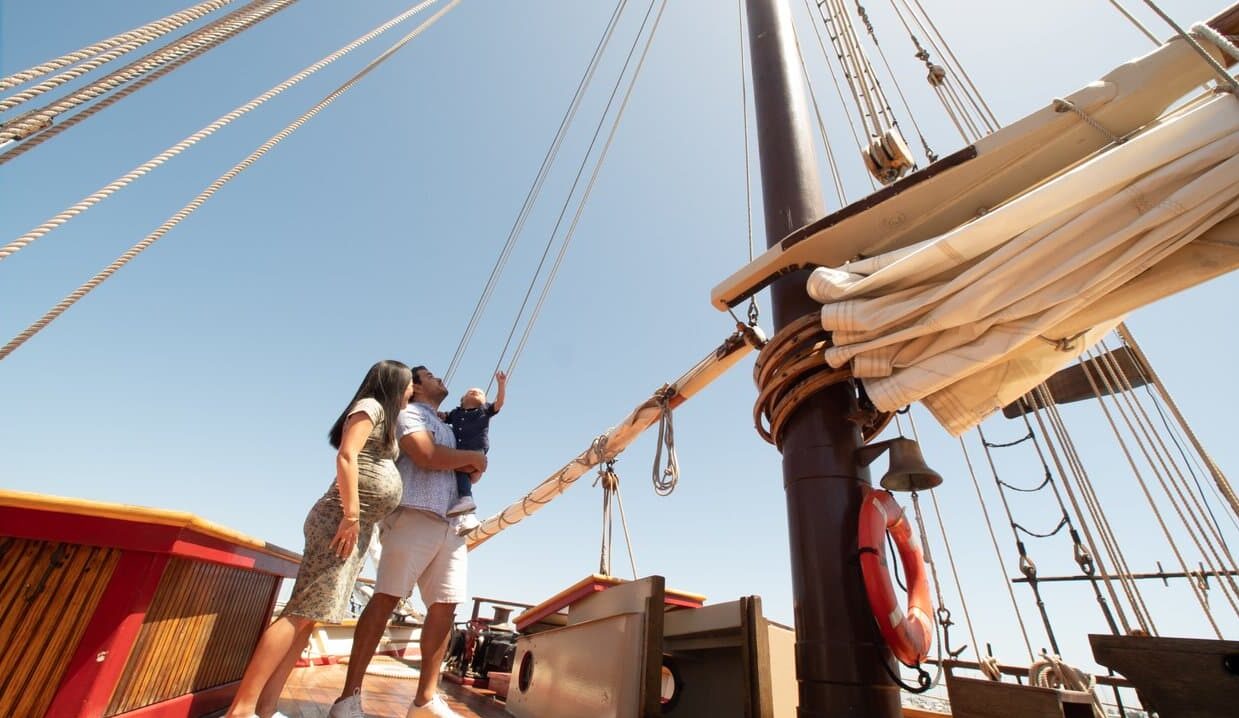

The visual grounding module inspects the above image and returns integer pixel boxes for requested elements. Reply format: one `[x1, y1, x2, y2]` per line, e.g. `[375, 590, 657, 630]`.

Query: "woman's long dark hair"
[329, 360, 412, 451]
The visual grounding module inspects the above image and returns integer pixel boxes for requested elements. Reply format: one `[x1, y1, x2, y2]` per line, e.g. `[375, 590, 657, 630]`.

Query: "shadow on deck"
[273, 662, 510, 718]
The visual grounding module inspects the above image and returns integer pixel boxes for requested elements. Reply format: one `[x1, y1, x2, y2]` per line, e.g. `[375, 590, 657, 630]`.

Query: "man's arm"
[491, 370, 507, 413]
[399, 430, 487, 473]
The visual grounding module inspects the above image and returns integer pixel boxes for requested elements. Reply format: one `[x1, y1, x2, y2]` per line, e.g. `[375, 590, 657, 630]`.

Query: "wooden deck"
[272, 661, 510, 718]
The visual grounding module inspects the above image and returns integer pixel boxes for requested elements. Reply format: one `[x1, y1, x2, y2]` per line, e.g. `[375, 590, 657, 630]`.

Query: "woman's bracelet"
[343, 515, 360, 523]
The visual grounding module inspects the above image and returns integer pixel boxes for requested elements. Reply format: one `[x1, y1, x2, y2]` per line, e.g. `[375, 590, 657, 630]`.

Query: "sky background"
[2, 0, 1237, 707]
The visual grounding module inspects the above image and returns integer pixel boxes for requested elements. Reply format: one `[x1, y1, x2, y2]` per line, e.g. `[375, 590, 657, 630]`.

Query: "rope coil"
[752, 313, 890, 447]
[651, 386, 679, 496]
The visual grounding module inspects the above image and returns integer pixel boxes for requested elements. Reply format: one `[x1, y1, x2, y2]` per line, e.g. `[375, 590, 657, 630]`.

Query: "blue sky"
[2, 0, 1236, 698]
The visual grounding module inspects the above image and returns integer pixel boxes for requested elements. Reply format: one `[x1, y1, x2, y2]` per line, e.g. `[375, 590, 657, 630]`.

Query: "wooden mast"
[743, 0, 900, 715]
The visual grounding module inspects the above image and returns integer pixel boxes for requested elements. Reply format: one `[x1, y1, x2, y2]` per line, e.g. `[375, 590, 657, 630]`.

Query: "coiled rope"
[752, 313, 850, 448]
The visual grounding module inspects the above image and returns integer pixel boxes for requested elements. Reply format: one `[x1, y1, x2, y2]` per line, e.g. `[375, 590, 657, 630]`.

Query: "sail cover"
[807, 95, 1239, 435]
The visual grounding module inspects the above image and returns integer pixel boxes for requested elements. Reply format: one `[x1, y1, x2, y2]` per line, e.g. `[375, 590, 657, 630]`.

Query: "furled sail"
[807, 94, 1239, 435]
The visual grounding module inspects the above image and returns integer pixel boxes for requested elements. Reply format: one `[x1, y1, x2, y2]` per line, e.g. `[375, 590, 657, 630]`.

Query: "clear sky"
[2, 0, 1236, 702]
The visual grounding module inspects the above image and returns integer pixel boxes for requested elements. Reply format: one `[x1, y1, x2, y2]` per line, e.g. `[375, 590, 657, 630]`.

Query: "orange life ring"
[857, 488, 935, 666]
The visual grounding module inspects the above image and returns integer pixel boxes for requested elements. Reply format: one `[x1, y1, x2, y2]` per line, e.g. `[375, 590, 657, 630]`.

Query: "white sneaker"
[447, 496, 477, 516]
[407, 695, 462, 718]
[454, 512, 481, 536]
[328, 691, 366, 718]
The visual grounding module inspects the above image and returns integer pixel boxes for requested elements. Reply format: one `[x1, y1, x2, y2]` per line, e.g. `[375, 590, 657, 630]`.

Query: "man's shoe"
[328, 691, 366, 718]
[407, 695, 462, 718]
[447, 496, 477, 516]
[454, 512, 481, 536]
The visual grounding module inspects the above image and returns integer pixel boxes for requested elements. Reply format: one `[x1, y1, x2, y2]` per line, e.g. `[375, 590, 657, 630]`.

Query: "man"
[330, 366, 486, 718]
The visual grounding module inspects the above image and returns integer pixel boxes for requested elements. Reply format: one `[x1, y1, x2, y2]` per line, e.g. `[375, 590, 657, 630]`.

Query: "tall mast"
[743, 0, 900, 715]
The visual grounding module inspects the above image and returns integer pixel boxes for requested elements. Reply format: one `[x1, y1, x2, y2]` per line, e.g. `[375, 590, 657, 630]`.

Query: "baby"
[444, 370, 506, 534]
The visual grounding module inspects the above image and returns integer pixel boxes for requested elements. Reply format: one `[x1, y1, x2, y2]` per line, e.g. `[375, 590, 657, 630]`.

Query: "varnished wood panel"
[0, 538, 119, 718]
[105, 558, 276, 715]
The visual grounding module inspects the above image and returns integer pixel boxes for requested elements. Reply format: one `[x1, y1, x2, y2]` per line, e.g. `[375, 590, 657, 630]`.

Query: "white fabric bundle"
[807, 95, 1239, 435]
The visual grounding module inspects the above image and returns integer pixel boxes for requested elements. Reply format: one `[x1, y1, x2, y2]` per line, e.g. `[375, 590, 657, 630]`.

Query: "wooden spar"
[1001, 346, 1150, 418]
[464, 326, 763, 551]
[712, 0, 1239, 310]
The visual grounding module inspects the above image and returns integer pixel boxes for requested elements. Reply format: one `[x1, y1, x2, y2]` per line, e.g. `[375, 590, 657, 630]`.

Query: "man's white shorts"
[374, 507, 466, 606]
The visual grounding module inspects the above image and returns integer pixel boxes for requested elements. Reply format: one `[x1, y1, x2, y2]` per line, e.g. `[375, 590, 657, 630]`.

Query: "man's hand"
[460, 451, 487, 474]
[469, 470, 484, 485]
[495, 370, 507, 386]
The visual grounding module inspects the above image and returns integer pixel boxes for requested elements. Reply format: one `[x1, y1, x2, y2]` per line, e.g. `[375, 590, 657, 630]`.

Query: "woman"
[226, 359, 413, 718]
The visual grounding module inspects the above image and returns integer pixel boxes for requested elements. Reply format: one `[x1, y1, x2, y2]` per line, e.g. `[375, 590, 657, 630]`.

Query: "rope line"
[442, 0, 630, 385]
[486, 0, 669, 390]
[651, 387, 679, 496]
[1077, 351, 1225, 635]
[0, 0, 241, 113]
[958, 435, 1036, 660]
[1104, 0, 1161, 45]
[0, 0, 237, 92]
[1086, 344, 1239, 619]
[1137, 2, 1238, 92]
[0, 0, 438, 263]
[0, 0, 299, 144]
[790, 20, 849, 205]
[0, 1, 291, 165]
[0, 0, 460, 362]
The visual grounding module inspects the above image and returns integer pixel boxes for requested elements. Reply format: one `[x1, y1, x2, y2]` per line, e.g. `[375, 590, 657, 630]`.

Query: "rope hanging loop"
[651, 385, 679, 496]
[857, 488, 936, 666]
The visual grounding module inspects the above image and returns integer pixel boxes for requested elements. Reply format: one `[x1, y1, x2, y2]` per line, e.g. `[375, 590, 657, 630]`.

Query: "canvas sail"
[807, 94, 1239, 435]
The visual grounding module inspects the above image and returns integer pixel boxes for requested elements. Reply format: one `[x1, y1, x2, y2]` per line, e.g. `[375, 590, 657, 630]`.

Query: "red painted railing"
[0, 490, 300, 718]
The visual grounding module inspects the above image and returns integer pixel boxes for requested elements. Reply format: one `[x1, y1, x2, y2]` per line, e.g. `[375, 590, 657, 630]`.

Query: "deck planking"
[274, 662, 510, 718]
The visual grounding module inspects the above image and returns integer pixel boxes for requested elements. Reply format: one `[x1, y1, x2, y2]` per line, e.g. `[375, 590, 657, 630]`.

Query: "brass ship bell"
[855, 437, 943, 492]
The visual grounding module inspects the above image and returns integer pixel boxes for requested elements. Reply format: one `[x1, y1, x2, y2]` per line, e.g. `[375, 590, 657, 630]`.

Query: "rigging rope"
[958, 435, 1036, 661]
[853, 1, 935, 162]
[736, 0, 764, 324]
[0, 0, 299, 146]
[596, 460, 639, 579]
[1029, 655, 1105, 718]
[0, 0, 436, 263]
[790, 18, 849, 205]
[484, 0, 669, 393]
[1077, 352, 1227, 634]
[1117, 324, 1239, 523]
[905, 408, 982, 663]
[0, 0, 460, 362]
[901, 0, 998, 129]
[1083, 345, 1239, 621]
[1139, 1, 1238, 93]
[1029, 385, 1156, 634]
[442, 0, 631, 386]
[0, 0, 237, 95]
[0, 1, 289, 165]
[976, 425, 1062, 655]
[651, 387, 679, 496]
[1104, 0, 1161, 45]
[1093, 341, 1239, 582]
[800, 0, 877, 192]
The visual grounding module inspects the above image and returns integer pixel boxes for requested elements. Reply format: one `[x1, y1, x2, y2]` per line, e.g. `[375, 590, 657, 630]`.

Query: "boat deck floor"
[276, 661, 510, 718]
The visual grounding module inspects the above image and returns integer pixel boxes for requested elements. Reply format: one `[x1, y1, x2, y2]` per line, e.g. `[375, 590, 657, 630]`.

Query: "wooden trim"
[0, 540, 120, 717]
[0, 490, 300, 569]
[104, 559, 277, 715]
[45, 551, 170, 718]
[744, 596, 777, 718]
[639, 578, 666, 717]
[515, 574, 706, 631]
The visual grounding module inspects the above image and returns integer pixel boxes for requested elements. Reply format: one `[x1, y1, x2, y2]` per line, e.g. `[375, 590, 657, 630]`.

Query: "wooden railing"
[0, 490, 300, 718]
